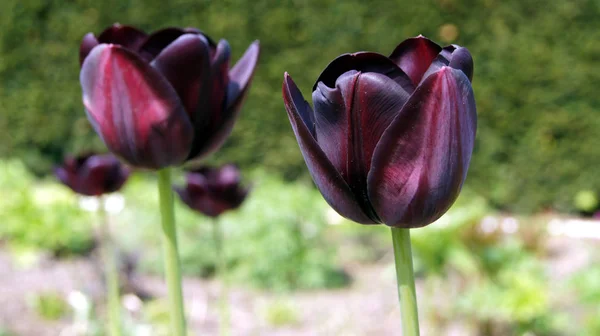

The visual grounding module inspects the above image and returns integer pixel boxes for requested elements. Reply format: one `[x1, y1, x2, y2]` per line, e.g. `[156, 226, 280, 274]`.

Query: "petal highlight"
[80, 44, 194, 169]
[283, 73, 376, 224]
[368, 67, 477, 228]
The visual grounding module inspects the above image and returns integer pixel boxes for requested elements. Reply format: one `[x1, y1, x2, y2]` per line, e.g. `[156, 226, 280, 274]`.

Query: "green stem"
[212, 218, 230, 336]
[98, 197, 122, 336]
[391, 228, 420, 336]
[157, 168, 187, 336]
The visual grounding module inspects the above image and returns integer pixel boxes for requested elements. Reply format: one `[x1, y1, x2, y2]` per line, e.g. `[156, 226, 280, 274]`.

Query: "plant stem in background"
[157, 168, 187, 336]
[213, 218, 230, 336]
[98, 197, 122, 336]
[391, 228, 420, 336]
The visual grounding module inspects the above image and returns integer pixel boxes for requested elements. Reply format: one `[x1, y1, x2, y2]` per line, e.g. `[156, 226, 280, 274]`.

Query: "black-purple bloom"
[174, 164, 249, 217]
[283, 36, 477, 228]
[80, 24, 260, 169]
[55, 153, 130, 196]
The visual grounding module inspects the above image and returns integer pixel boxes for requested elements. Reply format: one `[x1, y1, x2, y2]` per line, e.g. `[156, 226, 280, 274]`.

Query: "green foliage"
[118, 170, 349, 291]
[0, 0, 598, 211]
[0, 160, 95, 255]
[28, 292, 69, 321]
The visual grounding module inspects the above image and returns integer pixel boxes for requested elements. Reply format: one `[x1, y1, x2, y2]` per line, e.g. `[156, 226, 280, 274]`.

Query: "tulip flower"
[174, 164, 249, 335]
[174, 164, 249, 217]
[55, 153, 129, 196]
[282, 35, 477, 336]
[282, 36, 476, 229]
[55, 152, 129, 336]
[79, 24, 260, 169]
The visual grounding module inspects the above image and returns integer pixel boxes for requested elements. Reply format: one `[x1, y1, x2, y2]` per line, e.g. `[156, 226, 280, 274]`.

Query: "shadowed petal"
[54, 167, 73, 189]
[138, 28, 190, 61]
[389, 36, 442, 86]
[80, 44, 194, 169]
[368, 67, 477, 228]
[283, 73, 375, 224]
[97, 24, 147, 51]
[225, 41, 260, 111]
[186, 41, 259, 161]
[448, 47, 474, 82]
[186, 39, 232, 160]
[83, 155, 130, 195]
[151, 34, 212, 119]
[80, 33, 99, 67]
[314, 52, 414, 93]
[312, 71, 408, 222]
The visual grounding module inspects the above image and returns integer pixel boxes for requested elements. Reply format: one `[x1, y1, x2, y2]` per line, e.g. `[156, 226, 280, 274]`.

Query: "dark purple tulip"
[80, 24, 260, 169]
[55, 153, 130, 196]
[282, 36, 477, 228]
[174, 164, 249, 217]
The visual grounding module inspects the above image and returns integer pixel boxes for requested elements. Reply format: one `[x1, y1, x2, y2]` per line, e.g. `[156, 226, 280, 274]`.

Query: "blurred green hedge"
[1, 0, 599, 212]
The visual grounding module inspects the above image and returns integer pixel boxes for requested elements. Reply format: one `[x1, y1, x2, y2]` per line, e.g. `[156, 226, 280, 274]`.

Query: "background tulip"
[174, 164, 249, 217]
[282, 35, 477, 229]
[55, 153, 130, 196]
[80, 24, 260, 169]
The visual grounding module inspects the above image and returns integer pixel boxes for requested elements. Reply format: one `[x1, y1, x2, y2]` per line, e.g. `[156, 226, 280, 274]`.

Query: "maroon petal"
[283, 73, 376, 224]
[80, 33, 99, 67]
[389, 36, 442, 86]
[83, 155, 130, 195]
[138, 28, 190, 61]
[225, 41, 260, 111]
[448, 47, 474, 82]
[313, 52, 414, 94]
[97, 24, 147, 51]
[151, 34, 212, 119]
[312, 71, 409, 222]
[367, 67, 477, 228]
[80, 44, 194, 169]
[54, 166, 74, 190]
[186, 39, 232, 160]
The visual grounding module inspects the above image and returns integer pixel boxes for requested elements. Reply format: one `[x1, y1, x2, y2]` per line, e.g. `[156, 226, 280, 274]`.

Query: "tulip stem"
[98, 197, 122, 336]
[212, 218, 230, 336]
[157, 168, 187, 336]
[391, 228, 420, 336]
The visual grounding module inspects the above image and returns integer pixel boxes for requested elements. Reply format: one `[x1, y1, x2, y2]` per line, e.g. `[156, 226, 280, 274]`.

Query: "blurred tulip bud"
[174, 164, 249, 217]
[55, 153, 129, 196]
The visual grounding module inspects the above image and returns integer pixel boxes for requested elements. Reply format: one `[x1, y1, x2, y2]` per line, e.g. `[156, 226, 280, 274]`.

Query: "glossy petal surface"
[80, 33, 99, 66]
[186, 39, 232, 160]
[151, 34, 212, 119]
[80, 44, 193, 169]
[314, 52, 414, 93]
[283, 73, 375, 224]
[389, 36, 442, 86]
[368, 67, 477, 228]
[312, 71, 410, 221]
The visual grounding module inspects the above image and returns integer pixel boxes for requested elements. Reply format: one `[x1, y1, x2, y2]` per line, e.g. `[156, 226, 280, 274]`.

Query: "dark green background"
[1, 0, 598, 212]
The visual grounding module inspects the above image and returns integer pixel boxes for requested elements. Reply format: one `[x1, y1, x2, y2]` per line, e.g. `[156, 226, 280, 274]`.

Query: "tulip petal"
[368, 67, 477, 228]
[83, 155, 130, 195]
[225, 41, 260, 111]
[151, 34, 212, 120]
[186, 39, 232, 160]
[80, 44, 194, 169]
[97, 24, 147, 51]
[448, 47, 474, 82]
[313, 52, 414, 93]
[80, 33, 99, 67]
[389, 36, 442, 86]
[312, 71, 409, 222]
[283, 73, 376, 224]
[138, 28, 190, 61]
